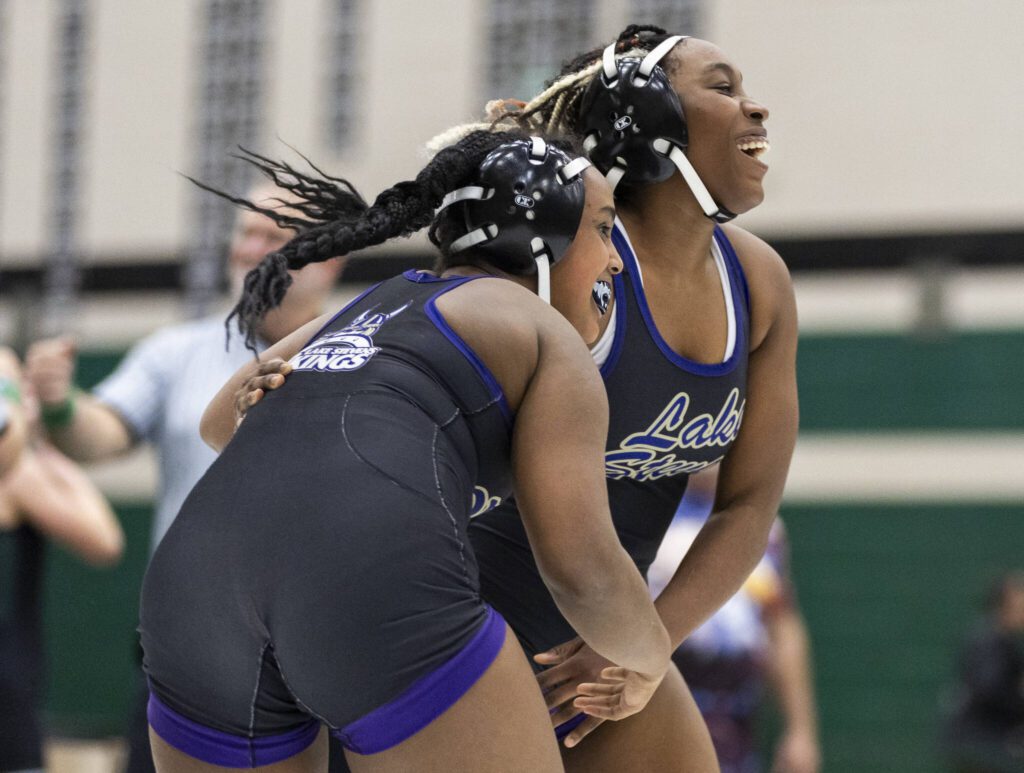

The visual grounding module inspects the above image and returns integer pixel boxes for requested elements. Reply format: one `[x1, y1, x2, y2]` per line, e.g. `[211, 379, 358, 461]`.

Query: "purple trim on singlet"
[303, 281, 385, 347]
[420, 276, 515, 425]
[402, 269, 453, 283]
[598, 271, 629, 379]
[333, 606, 507, 755]
[555, 712, 588, 741]
[147, 692, 319, 768]
[611, 223, 747, 377]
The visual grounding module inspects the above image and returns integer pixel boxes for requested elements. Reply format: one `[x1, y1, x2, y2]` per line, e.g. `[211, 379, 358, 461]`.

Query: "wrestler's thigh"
[149, 726, 328, 773]
[344, 626, 563, 773]
[563, 664, 719, 773]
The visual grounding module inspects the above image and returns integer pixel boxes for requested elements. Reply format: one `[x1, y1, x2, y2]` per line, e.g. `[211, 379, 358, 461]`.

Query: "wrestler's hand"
[572, 663, 664, 726]
[234, 359, 292, 425]
[536, 636, 667, 747]
[534, 637, 609, 747]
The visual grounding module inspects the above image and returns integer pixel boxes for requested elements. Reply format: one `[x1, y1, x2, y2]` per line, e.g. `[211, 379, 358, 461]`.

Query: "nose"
[608, 246, 624, 275]
[743, 97, 769, 122]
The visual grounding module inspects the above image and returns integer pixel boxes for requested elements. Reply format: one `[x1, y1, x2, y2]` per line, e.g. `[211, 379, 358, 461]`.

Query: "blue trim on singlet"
[555, 712, 588, 741]
[333, 606, 507, 755]
[147, 692, 320, 768]
[414, 272, 515, 425]
[302, 280, 385, 348]
[611, 223, 747, 377]
[597, 271, 629, 379]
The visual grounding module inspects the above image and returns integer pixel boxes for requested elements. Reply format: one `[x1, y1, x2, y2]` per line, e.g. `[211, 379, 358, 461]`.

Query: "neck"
[617, 174, 717, 274]
[442, 262, 536, 295]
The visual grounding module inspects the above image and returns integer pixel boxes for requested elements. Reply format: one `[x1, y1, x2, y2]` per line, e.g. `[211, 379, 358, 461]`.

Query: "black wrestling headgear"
[437, 137, 591, 301]
[578, 35, 736, 223]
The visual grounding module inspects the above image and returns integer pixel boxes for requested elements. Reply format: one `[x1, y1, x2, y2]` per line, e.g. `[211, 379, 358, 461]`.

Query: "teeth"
[737, 139, 771, 158]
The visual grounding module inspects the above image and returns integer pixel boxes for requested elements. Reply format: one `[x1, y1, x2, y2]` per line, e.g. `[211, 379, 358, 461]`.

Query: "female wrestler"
[139, 130, 672, 773]
[466, 26, 799, 770]
[230, 26, 797, 772]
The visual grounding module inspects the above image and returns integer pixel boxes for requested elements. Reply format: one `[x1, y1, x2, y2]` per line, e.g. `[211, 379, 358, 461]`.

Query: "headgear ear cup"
[578, 36, 736, 223]
[436, 137, 591, 302]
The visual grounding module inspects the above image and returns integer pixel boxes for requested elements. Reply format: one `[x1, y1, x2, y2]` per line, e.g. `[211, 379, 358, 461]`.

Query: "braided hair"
[505, 25, 686, 137]
[206, 130, 565, 352]
[418, 26, 685, 193]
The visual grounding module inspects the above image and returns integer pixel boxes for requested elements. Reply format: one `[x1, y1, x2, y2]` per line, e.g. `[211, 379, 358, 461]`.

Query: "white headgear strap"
[651, 138, 721, 219]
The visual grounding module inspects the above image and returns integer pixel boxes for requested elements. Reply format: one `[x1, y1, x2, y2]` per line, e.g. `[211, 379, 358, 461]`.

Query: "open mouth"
[592, 280, 612, 316]
[737, 138, 770, 162]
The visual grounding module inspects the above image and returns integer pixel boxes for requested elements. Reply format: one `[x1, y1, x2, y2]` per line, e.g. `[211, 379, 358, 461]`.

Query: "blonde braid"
[514, 47, 651, 134]
[517, 60, 602, 132]
[546, 90, 570, 133]
[422, 122, 494, 159]
[423, 45, 654, 157]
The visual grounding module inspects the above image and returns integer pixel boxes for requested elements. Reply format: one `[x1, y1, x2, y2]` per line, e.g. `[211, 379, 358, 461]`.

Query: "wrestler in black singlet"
[0, 524, 46, 771]
[469, 222, 750, 659]
[140, 270, 515, 765]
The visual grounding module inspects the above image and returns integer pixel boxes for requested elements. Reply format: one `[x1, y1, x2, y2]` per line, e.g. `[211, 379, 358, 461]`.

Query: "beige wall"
[1, 0, 56, 263]
[709, 0, 1024, 236]
[2, 0, 1022, 269]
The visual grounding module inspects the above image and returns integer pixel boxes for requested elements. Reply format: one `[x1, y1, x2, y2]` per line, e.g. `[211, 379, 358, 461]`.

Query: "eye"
[713, 83, 734, 95]
[598, 223, 613, 240]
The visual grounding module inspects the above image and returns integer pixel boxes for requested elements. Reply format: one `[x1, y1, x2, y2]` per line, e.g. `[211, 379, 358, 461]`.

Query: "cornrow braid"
[207, 130, 529, 352]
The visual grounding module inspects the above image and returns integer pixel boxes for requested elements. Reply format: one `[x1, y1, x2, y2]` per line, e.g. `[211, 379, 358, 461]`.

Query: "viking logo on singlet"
[290, 304, 410, 373]
[469, 486, 502, 518]
[605, 388, 745, 481]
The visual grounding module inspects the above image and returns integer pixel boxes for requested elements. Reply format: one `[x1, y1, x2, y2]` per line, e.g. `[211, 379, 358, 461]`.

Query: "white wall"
[2, 0, 1022, 269]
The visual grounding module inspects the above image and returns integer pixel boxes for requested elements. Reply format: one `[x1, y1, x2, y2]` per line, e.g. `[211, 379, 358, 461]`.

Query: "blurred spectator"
[0, 346, 123, 773]
[943, 571, 1024, 773]
[649, 467, 821, 773]
[0, 354, 28, 478]
[24, 187, 345, 773]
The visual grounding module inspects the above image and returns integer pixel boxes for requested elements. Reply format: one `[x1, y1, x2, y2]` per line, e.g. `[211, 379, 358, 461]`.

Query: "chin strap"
[652, 138, 736, 223]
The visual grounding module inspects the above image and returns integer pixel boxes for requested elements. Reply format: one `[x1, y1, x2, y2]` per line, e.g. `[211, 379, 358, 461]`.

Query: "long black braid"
[186, 146, 371, 234]
[201, 130, 532, 352]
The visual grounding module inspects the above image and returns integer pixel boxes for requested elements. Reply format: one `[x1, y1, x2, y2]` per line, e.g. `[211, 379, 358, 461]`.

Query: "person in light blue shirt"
[24, 186, 344, 773]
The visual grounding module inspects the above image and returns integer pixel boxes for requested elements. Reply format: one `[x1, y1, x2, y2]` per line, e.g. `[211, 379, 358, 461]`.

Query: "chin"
[719, 187, 764, 216]
[744, 186, 766, 210]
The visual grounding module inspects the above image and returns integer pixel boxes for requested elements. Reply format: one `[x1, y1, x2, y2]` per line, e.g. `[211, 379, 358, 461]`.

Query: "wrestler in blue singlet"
[469, 219, 750, 660]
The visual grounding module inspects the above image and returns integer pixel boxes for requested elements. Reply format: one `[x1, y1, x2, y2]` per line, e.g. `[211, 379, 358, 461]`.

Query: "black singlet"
[0, 524, 46, 771]
[469, 223, 751, 656]
[140, 271, 517, 761]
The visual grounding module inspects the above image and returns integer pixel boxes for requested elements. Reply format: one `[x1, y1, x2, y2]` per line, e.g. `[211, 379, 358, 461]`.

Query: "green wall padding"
[78, 331, 1024, 432]
[780, 503, 1024, 773]
[798, 331, 1023, 430]
[42, 503, 153, 737]
[39, 332, 1023, 762]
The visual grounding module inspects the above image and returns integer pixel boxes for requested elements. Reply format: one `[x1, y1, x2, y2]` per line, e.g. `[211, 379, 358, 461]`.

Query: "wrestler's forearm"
[654, 503, 773, 648]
